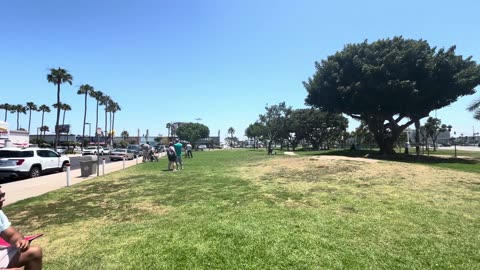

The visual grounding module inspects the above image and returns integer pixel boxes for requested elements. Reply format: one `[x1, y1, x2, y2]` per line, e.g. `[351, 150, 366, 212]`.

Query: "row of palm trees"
[0, 103, 58, 137]
[1, 67, 121, 151]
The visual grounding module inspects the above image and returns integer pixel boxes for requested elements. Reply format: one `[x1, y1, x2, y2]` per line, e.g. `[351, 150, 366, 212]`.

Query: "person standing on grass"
[174, 139, 183, 170]
[0, 186, 43, 270]
[167, 142, 177, 171]
[186, 142, 193, 158]
[142, 142, 150, 162]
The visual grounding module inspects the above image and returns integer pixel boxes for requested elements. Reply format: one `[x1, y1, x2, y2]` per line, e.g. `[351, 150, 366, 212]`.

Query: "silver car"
[109, 148, 134, 161]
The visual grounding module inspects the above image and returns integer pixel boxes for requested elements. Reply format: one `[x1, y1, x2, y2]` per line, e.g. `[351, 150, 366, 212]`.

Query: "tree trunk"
[28, 110, 32, 133]
[54, 83, 61, 150]
[415, 120, 420, 156]
[62, 110, 66, 144]
[82, 93, 87, 151]
[16, 112, 19, 130]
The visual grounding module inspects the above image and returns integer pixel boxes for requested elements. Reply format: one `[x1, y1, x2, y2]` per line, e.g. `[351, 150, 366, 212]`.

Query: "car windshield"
[113, 149, 126, 152]
[86, 147, 97, 150]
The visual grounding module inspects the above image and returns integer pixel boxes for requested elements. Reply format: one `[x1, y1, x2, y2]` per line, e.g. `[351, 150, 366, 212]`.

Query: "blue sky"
[1, 0, 479, 141]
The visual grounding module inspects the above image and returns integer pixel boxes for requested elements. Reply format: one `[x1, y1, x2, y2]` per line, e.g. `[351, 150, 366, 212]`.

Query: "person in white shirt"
[0, 186, 42, 269]
[186, 143, 193, 158]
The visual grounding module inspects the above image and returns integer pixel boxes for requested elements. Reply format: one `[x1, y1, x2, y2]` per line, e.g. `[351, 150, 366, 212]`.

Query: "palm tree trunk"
[16, 112, 20, 130]
[62, 109, 66, 144]
[3, 109, 6, 122]
[96, 100, 100, 176]
[28, 109, 32, 132]
[104, 109, 108, 146]
[54, 83, 61, 150]
[41, 111, 45, 139]
[82, 92, 87, 151]
[109, 111, 113, 146]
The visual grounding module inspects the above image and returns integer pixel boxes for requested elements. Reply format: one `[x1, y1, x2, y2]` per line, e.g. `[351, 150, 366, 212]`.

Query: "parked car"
[109, 148, 134, 161]
[103, 147, 112, 155]
[127, 145, 142, 157]
[197, 145, 207, 151]
[55, 146, 68, 155]
[82, 146, 104, 156]
[0, 147, 70, 179]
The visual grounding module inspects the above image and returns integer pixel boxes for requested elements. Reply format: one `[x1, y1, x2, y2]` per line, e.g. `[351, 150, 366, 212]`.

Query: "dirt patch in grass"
[236, 155, 480, 206]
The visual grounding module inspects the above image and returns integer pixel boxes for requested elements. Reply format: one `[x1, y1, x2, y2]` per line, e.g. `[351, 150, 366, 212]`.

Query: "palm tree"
[228, 127, 235, 147]
[26, 102, 38, 133]
[467, 98, 480, 120]
[121, 130, 129, 141]
[99, 95, 111, 146]
[47, 67, 73, 150]
[0, 103, 13, 122]
[60, 103, 72, 143]
[77, 84, 95, 151]
[109, 101, 121, 146]
[90, 90, 104, 143]
[40, 125, 49, 138]
[166, 123, 171, 141]
[11, 104, 26, 130]
[38, 105, 51, 139]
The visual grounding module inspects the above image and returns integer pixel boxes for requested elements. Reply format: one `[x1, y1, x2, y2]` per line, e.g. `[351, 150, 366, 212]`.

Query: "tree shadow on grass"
[302, 149, 480, 165]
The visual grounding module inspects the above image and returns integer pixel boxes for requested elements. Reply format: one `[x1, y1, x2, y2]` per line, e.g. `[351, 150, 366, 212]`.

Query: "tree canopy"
[176, 123, 210, 146]
[304, 36, 480, 154]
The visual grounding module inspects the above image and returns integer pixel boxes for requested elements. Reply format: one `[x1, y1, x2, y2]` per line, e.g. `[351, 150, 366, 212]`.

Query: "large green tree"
[47, 67, 73, 150]
[245, 122, 266, 149]
[423, 117, 450, 151]
[26, 102, 38, 133]
[304, 37, 480, 154]
[258, 102, 292, 154]
[175, 123, 210, 147]
[77, 84, 95, 151]
[293, 109, 348, 150]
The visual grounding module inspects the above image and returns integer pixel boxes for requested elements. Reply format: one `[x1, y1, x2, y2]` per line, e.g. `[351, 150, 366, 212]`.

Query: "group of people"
[166, 140, 193, 171]
[141, 142, 159, 162]
[140, 140, 194, 171]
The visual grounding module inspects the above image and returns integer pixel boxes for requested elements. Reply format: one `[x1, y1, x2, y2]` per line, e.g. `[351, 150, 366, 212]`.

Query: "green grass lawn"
[5, 149, 480, 269]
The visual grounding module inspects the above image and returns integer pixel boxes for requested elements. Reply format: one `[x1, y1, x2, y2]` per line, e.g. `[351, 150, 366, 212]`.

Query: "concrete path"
[3, 156, 145, 206]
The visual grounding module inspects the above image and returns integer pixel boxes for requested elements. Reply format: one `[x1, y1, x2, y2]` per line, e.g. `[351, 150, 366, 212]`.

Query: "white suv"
[82, 146, 104, 156]
[0, 147, 70, 179]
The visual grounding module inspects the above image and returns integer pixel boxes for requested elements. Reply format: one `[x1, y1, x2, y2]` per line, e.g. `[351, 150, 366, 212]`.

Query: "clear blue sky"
[1, 0, 479, 141]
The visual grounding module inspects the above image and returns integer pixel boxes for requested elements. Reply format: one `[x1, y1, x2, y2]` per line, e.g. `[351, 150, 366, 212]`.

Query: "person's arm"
[0, 227, 29, 251]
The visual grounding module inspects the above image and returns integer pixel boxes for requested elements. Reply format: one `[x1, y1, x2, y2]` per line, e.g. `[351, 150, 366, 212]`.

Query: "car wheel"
[59, 162, 69, 172]
[29, 166, 41, 178]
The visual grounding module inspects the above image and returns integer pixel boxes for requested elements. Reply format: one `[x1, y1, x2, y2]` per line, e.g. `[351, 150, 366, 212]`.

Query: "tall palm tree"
[0, 103, 12, 122]
[90, 90, 103, 176]
[38, 105, 51, 139]
[77, 84, 95, 151]
[99, 95, 111, 145]
[121, 130, 129, 141]
[228, 127, 235, 147]
[467, 97, 480, 120]
[166, 123, 171, 141]
[26, 102, 38, 133]
[47, 67, 73, 150]
[60, 103, 72, 143]
[11, 104, 26, 130]
[40, 125, 49, 138]
[109, 101, 121, 146]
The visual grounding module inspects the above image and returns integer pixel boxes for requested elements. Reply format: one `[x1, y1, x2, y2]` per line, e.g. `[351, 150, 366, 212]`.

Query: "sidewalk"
[3, 157, 143, 206]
